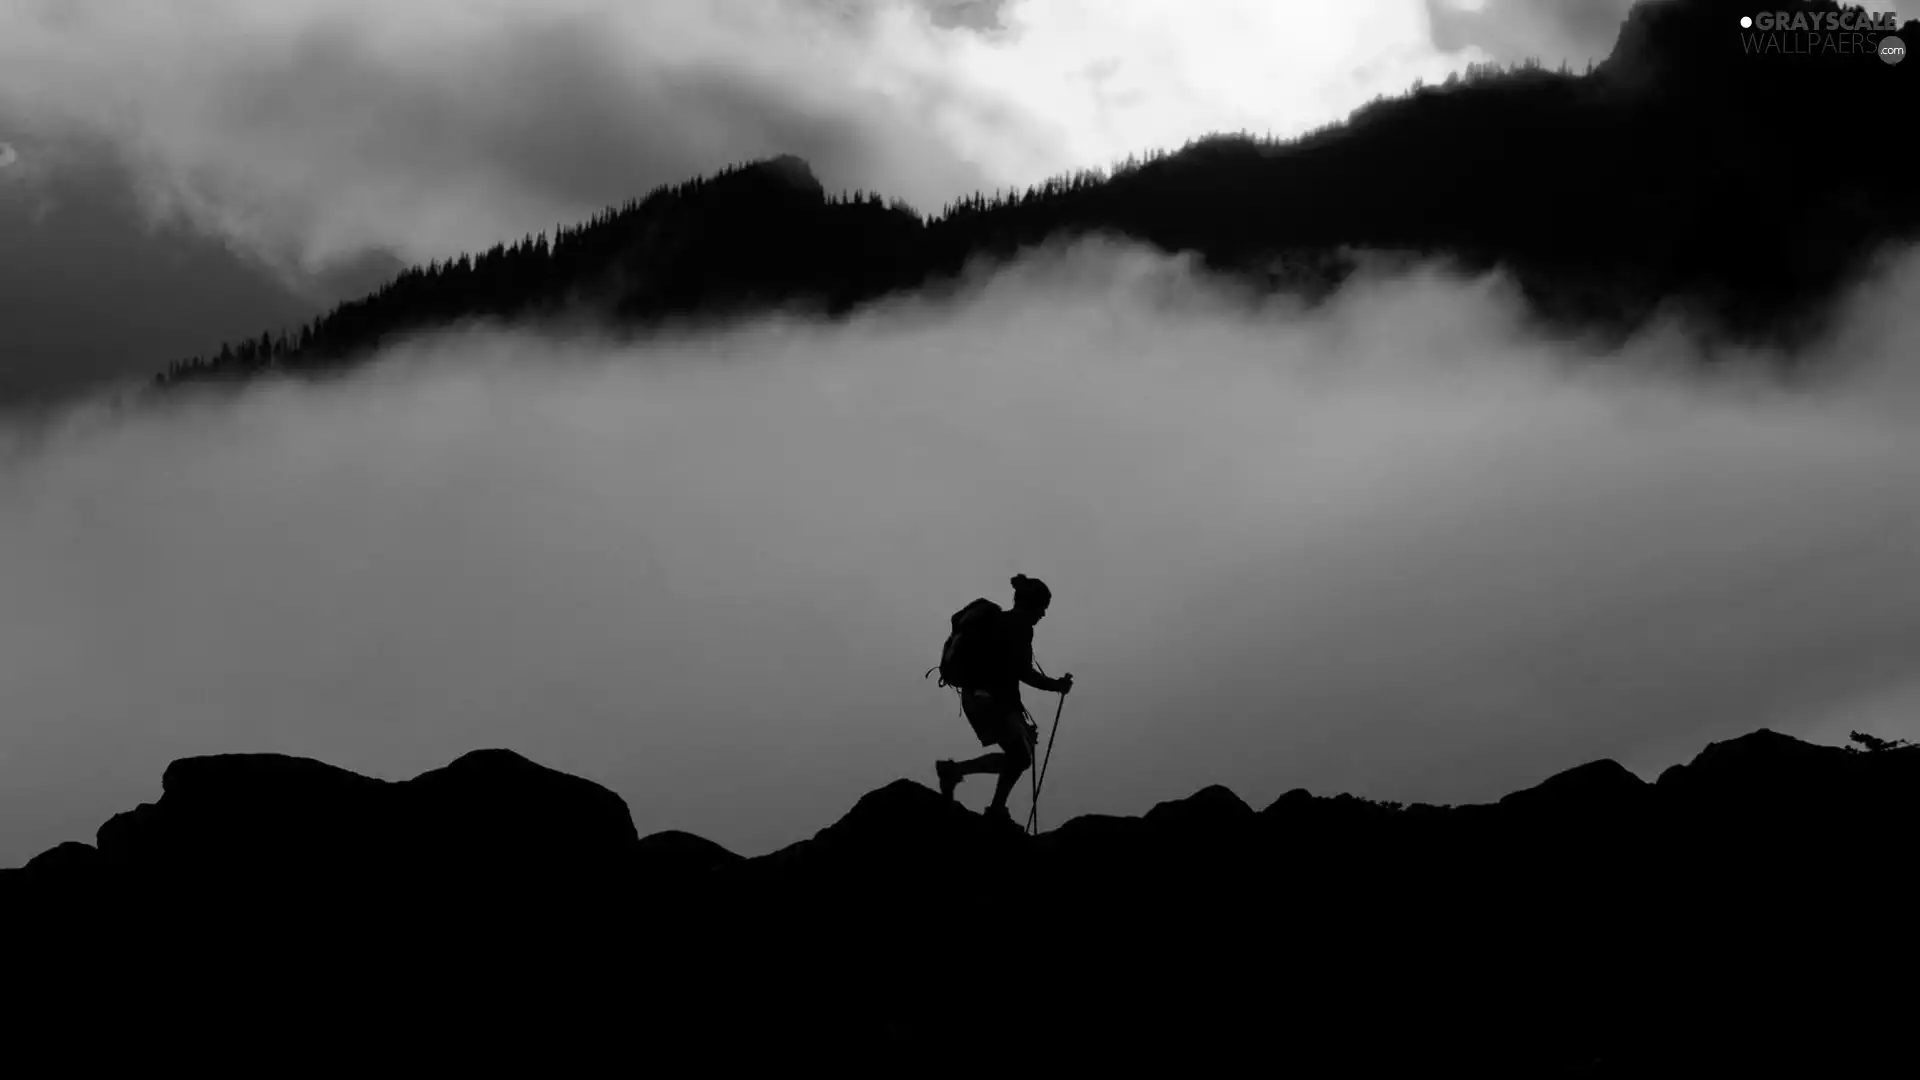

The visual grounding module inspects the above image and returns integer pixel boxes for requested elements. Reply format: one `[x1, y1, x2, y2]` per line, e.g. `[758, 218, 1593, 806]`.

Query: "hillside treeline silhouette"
[152, 0, 1918, 390]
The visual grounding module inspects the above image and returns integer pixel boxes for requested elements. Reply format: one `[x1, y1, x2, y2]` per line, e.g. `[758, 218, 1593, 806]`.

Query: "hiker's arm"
[1020, 668, 1072, 694]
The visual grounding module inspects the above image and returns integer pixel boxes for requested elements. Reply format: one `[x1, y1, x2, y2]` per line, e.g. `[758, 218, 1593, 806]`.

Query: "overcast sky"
[0, 0, 1493, 271]
[0, 0, 1560, 404]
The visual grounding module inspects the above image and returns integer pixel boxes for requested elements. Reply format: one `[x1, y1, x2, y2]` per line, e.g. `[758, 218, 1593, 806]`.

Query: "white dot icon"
[1740, 16, 1752, 28]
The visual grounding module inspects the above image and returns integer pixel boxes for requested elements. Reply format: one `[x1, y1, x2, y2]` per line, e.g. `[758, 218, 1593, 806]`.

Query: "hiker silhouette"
[934, 574, 1073, 823]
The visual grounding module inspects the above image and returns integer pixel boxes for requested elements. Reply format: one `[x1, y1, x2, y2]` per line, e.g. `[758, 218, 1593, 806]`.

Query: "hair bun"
[1010, 574, 1053, 604]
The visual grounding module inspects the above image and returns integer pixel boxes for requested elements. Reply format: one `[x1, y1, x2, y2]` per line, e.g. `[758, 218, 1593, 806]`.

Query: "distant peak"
[1145, 783, 1254, 825]
[1499, 757, 1647, 810]
[439, 747, 541, 772]
[1697, 728, 1817, 757]
[161, 752, 378, 796]
[738, 154, 823, 197]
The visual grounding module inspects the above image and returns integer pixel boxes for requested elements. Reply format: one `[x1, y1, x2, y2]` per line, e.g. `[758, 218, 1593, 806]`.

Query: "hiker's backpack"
[926, 598, 1001, 690]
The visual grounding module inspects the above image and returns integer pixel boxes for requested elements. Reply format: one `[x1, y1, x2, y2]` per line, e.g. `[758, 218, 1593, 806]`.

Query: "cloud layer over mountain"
[5, 237, 1920, 867]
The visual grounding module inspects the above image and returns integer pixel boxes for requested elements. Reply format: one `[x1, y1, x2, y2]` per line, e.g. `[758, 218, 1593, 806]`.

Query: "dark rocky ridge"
[4, 727, 1915, 1072]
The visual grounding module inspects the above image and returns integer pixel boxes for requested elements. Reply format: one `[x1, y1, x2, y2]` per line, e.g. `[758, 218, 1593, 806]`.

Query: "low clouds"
[4, 238, 1920, 867]
[0, 123, 399, 409]
[1426, 0, 1640, 66]
[0, 0, 1474, 275]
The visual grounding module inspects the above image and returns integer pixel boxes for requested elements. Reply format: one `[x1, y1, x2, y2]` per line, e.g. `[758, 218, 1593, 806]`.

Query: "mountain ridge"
[8, 724, 1902, 877]
[149, 0, 1920, 391]
[4, 725, 1914, 1071]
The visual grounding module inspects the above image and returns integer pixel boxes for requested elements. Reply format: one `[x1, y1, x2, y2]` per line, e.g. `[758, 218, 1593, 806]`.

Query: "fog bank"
[5, 239, 1920, 865]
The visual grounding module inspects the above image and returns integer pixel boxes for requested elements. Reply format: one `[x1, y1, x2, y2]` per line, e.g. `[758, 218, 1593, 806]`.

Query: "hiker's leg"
[954, 752, 1006, 776]
[988, 735, 1032, 810]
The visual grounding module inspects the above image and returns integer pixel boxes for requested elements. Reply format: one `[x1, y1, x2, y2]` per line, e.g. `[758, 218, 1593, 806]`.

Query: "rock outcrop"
[3, 728, 1915, 1074]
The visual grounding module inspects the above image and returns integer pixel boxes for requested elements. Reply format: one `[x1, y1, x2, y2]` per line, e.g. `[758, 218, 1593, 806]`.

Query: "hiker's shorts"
[961, 689, 1033, 769]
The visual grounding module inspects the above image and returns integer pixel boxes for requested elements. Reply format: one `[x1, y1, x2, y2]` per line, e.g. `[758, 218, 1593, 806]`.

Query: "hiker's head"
[1010, 574, 1052, 623]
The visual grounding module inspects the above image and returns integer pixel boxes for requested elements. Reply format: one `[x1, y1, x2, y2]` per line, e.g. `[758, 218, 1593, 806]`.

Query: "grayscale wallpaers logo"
[1737, 10, 1904, 61]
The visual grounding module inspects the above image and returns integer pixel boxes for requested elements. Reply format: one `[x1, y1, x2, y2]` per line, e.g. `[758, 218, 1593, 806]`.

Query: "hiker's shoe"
[936, 760, 961, 801]
[982, 804, 1014, 826]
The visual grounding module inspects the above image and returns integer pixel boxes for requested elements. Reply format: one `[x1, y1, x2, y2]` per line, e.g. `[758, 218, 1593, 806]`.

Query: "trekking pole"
[1027, 692, 1067, 836]
[1028, 728, 1040, 834]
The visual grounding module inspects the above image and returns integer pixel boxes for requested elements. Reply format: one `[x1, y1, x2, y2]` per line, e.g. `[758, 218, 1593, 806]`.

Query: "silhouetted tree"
[1846, 731, 1918, 753]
